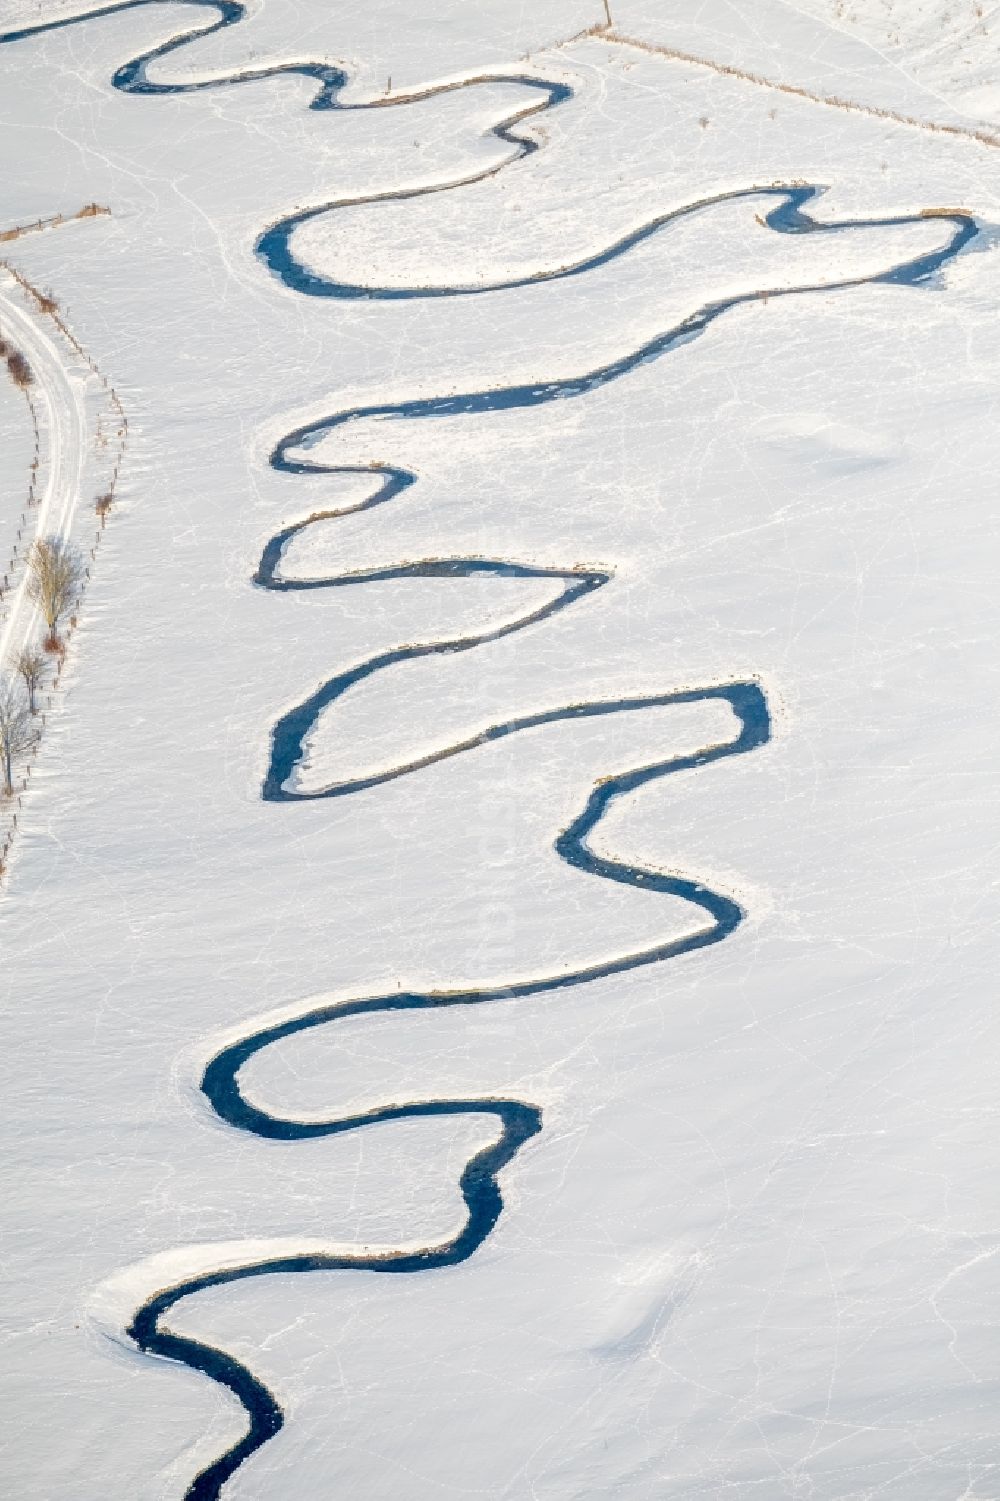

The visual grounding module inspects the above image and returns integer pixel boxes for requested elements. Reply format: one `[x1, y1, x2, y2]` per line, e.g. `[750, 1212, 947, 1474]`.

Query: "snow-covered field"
[1, 2, 999, 1498]
[791, 0, 1000, 125]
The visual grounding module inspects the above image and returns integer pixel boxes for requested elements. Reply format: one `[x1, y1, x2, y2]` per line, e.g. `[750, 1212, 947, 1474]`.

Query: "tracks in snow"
[0, 275, 86, 664]
[0, 254, 126, 872]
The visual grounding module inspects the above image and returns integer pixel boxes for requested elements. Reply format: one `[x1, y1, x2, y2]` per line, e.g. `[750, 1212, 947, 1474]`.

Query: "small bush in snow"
[15, 647, 45, 715]
[6, 350, 32, 388]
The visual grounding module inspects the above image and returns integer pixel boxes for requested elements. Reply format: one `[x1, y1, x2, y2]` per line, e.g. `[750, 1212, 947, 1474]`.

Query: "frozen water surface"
[0, 1, 999, 1497]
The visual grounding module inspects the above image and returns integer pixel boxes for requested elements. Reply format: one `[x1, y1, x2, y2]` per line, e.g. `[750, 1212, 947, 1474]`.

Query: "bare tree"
[15, 646, 45, 714]
[0, 679, 36, 796]
[27, 537, 84, 648]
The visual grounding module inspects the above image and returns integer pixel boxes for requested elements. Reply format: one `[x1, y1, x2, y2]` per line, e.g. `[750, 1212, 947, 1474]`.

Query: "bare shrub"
[15, 647, 45, 714]
[0, 679, 36, 796]
[6, 351, 32, 388]
[27, 538, 85, 646]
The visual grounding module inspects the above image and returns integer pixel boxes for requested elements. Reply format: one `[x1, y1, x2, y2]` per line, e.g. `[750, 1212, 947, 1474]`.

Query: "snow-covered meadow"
[1, 1, 999, 1497]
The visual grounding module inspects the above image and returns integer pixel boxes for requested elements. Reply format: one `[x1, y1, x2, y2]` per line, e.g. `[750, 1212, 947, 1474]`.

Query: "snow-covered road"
[0, 272, 88, 664]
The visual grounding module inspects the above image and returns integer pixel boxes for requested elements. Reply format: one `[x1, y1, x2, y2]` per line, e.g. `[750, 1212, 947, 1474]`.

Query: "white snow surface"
[789, 0, 1000, 125]
[0, 272, 84, 662]
[0, 364, 32, 567]
[1, 1, 1000, 1498]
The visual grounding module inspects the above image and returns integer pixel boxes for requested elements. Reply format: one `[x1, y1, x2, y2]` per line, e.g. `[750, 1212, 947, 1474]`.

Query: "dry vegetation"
[0, 203, 110, 244]
[14, 648, 45, 715]
[27, 538, 85, 651]
[5, 349, 33, 388]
